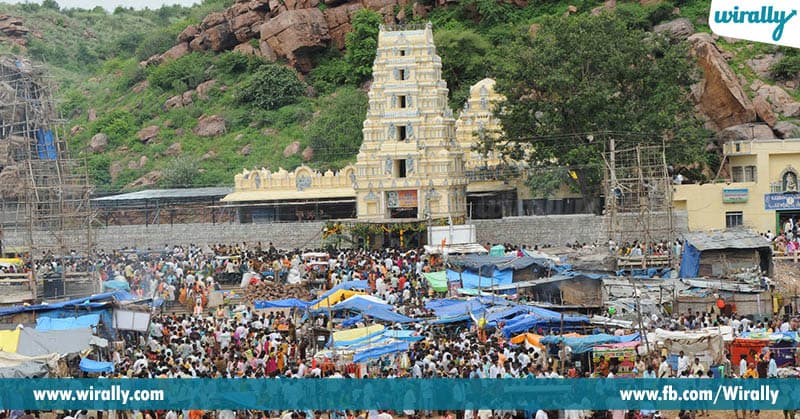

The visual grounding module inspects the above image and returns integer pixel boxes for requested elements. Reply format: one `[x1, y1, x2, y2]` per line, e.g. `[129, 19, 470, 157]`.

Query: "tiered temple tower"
[355, 23, 467, 221]
[455, 78, 506, 169]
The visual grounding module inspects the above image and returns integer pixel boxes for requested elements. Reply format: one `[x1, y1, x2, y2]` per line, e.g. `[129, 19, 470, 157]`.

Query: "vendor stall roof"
[423, 243, 488, 255]
[682, 229, 771, 251]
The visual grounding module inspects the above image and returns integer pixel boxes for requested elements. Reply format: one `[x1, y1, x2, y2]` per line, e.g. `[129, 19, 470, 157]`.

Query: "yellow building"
[674, 138, 800, 233]
[455, 78, 505, 169]
[354, 23, 467, 221]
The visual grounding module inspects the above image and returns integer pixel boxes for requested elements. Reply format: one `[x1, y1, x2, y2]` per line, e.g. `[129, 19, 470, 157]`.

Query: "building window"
[393, 159, 407, 178]
[398, 125, 407, 141]
[731, 165, 757, 182]
[398, 69, 406, 80]
[399, 49, 406, 56]
[725, 211, 743, 228]
[399, 95, 407, 108]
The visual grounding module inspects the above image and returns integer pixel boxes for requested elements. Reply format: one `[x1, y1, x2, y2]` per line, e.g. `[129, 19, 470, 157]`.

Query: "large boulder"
[324, 3, 362, 49]
[109, 161, 123, 183]
[231, 11, 263, 42]
[688, 33, 756, 131]
[165, 142, 182, 157]
[746, 53, 782, 79]
[196, 79, 217, 100]
[283, 141, 301, 157]
[774, 121, 800, 139]
[302, 146, 314, 161]
[755, 84, 800, 117]
[89, 133, 108, 153]
[201, 12, 227, 30]
[752, 95, 778, 127]
[195, 115, 226, 137]
[260, 9, 330, 71]
[162, 42, 191, 62]
[137, 125, 160, 143]
[178, 25, 200, 43]
[652, 18, 694, 41]
[125, 171, 163, 190]
[718, 123, 776, 142]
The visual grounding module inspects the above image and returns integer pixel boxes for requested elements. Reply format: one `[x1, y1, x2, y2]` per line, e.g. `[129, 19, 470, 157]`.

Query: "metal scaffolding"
[604, 139, 674, 258]
[0, 55, 92, 298]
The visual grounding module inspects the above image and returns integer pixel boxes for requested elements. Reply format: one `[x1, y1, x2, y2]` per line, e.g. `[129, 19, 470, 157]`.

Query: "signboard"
[113, 310, 151, 332]
[429, 225, 477, 245]
[592, 346, 637, 377]
[387, 190, 417, 208]
[397, 190, 418, 208]
[709, 0, 800, 48]
[723, 188, 748, 203]
[765, 193, 800, 210]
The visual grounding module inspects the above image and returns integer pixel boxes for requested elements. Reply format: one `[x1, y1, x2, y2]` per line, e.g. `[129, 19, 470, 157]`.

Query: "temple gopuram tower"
[355, 23, 467, 222]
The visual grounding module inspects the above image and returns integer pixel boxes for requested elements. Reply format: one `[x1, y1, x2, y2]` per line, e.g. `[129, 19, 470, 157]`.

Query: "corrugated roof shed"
[682, 229, 771, 251]
[92, 187, 233, 202]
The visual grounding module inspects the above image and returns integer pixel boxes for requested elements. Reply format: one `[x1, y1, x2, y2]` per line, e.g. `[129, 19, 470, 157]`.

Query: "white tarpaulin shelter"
[0, 351, 59, 378]
[650, 327, 731, 366]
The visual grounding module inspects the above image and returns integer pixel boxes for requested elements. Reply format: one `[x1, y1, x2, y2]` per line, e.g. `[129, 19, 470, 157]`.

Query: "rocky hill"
[0, 0, 798, 192]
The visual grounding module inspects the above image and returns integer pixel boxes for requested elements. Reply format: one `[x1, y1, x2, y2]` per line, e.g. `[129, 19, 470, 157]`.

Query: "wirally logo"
[709, 1, 800, 48]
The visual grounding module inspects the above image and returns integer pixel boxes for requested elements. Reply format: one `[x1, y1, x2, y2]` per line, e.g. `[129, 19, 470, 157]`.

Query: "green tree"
[434, 29, 492, 110]
[41, 0, 60, 10]
[494, 14, 708, 211]
[344, 9, 382, 84]
[307, 87, 368, 168]
[161, 156, 199, 188]
[235, 64, 306, 110]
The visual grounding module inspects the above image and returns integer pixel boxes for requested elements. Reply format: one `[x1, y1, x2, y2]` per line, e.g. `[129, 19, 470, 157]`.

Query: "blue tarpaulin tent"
[253, 299, 312, 309]
[501, 308, 590, 337]
[327, 296, 418, 324]
[79, 358, 114, 374]
[102, 279, 130, 291]
[539, 333, 641, 353]
[352, 341, 409, 363]
[446, 269, 512, 290]
[0, 290, 132, 317]
[36, 314, 101, 331]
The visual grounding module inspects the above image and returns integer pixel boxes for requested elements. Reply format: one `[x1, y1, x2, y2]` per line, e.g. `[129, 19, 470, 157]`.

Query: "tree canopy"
[345, 9, 383, 85]
[307, 87, 369, 169]
[494, 13, 709, 207]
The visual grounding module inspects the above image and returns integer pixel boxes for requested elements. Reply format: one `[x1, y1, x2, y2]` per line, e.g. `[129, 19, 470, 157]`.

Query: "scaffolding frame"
[604, 139, 674, 263]
[0, 56, 93, 297]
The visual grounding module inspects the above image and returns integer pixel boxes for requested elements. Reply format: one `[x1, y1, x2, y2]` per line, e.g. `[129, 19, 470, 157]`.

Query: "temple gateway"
[222, 23, 534, 230]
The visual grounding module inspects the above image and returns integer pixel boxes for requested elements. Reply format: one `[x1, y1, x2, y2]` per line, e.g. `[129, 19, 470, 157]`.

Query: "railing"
[465, 165, 521, 182]
[616, 255, 672, 269]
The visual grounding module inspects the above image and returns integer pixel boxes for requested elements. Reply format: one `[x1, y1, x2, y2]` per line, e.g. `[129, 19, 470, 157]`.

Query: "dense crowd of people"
[2, 241, 797, 419]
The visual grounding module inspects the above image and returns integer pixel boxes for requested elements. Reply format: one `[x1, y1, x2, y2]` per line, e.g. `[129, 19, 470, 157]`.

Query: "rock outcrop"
[137, 125, 160, 143]
[260, 9, 331, 72]
[0, 15, 29, 47]
[688, 33, 756, 132]
[652, 18, 694, 41]
[89, 133, 108, 153]
[774, 121, 800, 139]
[195, 115, 226, 137]
[125, 171, 163, 190]
[718, 123, 775, 142]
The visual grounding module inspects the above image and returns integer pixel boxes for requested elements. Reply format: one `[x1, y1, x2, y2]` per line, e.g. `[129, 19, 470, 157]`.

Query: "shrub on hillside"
[235, 64, 306, 110]
[148, 52, 212, 93]
[93, 109, 136, 144]
[161, 156, 199, 188]
[771, 49, 800, 80]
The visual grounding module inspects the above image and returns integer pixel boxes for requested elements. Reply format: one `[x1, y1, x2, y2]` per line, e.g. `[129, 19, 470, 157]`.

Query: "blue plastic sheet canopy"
[36, 314, 101, 331]
[35, 129, 56, 160]
[79, 358, 114, 374]
[447, 269, 512, 290]
[425, 298, 485, 319]
[679, 240, 701, 278]
[103, 279, 130, 291]
[253, 299, 311, 309]
[0, 290, 132, 317]
[501, 308, 590, 338]
[328, 295, 418, 324]
[539, 333, 641, 353]
[313, 280, 369, 304]
[352, 341, 409, 363]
